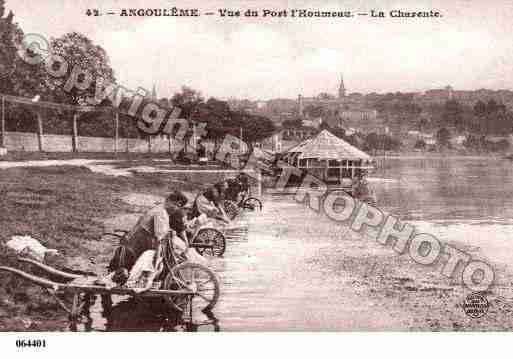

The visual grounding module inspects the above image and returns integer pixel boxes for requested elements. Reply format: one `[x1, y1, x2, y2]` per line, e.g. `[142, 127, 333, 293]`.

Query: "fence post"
[36, 111, 44, 152]
[125, 118, 129, 153]
[72, 112, 78, 152]
[0, 96, 5, 148]
[114, 111, 119, 153]
[257, 169, 262, 197]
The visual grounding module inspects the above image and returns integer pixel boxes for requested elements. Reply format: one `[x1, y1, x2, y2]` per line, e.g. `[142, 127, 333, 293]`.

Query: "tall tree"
[442, 99, 463, 129]
[418, 117, 428, 132]
[486, 99, 498, 115]
[436, 127, 451, 147]
[238, 113, 276, 144]
[0, 1, 48, 97]
[282, 118, 303, 128]
[473, 100, 486, 117]
[196, 97, 231, 145]
[0, 1, 54, 136]
[171, 86, 204, 119]
[0, 1, 17, 94]
[48, 32, 115, 105]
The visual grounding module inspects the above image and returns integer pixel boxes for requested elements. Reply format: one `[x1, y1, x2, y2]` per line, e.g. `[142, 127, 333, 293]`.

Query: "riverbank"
[0, 165, 207, 330]
[1, 164, 513, 330]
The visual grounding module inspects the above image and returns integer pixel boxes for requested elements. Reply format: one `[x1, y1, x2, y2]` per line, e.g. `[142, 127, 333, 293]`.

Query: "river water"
[371, 156, 513, 267]
[76, 156, 513, 331]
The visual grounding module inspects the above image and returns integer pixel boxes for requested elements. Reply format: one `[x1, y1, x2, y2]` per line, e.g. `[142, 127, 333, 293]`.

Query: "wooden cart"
[0, 237, 220, 328]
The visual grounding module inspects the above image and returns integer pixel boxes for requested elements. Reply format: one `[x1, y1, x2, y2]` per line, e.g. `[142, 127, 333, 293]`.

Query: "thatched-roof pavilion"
[282, 129, 373, 186]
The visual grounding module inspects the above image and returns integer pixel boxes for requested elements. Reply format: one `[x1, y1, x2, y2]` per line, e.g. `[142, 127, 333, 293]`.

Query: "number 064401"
[16, 339, 46, 348]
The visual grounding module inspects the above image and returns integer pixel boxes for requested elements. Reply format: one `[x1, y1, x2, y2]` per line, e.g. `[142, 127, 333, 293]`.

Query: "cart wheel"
[223, 200, 239, 220]
[165, 262, 220, 312]
[192, 228, 226, 257]
[242, 197, 262, 211]
[163, 272, 189, 312]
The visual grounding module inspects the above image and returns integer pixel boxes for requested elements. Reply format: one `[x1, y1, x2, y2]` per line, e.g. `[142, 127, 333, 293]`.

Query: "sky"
[6, 0, 513, 100]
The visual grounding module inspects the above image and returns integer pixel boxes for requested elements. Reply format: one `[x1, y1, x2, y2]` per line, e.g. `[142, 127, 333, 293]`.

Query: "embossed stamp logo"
[462, 292, 489, 318]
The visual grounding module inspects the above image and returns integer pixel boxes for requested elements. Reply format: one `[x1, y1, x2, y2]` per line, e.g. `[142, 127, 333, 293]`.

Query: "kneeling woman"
[101, 190, 202, 292]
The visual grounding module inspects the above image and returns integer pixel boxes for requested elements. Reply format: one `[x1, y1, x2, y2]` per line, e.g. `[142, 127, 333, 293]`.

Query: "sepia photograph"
[0, 0, 513, 342]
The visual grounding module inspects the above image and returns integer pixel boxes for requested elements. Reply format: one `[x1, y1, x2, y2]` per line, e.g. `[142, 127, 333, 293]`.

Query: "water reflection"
[68, 295, 220, 332]
[372, 157, 513, 267]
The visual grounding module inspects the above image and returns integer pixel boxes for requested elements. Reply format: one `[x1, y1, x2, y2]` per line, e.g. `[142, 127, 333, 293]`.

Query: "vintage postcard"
[0, 0, 512, 341]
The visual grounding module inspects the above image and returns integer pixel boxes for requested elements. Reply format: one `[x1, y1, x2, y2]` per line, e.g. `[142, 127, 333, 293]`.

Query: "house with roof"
[281, 129, 373, 186]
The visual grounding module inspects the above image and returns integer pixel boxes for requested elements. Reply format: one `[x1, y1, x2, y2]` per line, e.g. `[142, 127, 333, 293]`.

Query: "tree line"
[0, 0, 275, 147]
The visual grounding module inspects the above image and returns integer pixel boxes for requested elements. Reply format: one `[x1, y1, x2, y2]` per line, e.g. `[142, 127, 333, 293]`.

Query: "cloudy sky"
[6, 0, 513, 100]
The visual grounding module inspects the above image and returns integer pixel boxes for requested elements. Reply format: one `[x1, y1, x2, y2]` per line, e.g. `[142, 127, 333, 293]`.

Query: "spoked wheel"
[242, 197, 262, 211]
[164, 262, 220, 312]
[163, 272, 189, 312]
[223, 200, 240, 220]
[192, 228, 226, 257]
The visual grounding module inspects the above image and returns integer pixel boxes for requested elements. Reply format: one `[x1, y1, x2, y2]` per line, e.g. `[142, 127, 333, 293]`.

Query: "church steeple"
[297, 94, 304, 116]
[338, 74, 346, 99]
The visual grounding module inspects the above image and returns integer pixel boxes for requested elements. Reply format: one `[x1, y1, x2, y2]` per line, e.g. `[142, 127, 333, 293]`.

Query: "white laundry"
[174, 236, 208, 266]
[5, 235, 59, 262]
[126, 250, 156, 288]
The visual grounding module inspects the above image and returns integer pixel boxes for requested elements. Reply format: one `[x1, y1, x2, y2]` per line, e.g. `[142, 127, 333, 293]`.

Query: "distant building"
[345, 127, 357, 136]
[451, 135, 467, 147]
[339, 109, 378, 122]
[256, 101, 267, 109]
[423, 86, 453, 101]
[283, 127, 318, 140]
[255, 130, 284, 153]
[338, 74, 346, 98]
[296, 73, 377, 129]
[302, 118, 322, 129]
[297, 74, 347, 114]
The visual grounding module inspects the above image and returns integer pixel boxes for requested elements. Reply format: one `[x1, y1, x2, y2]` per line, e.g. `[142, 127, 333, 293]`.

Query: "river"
[371, 156, 513, 266]
[76, 156, 513, 331]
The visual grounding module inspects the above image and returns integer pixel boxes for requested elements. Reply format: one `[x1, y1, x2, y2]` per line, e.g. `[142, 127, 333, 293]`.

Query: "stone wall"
[3, 131, 186, 153]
